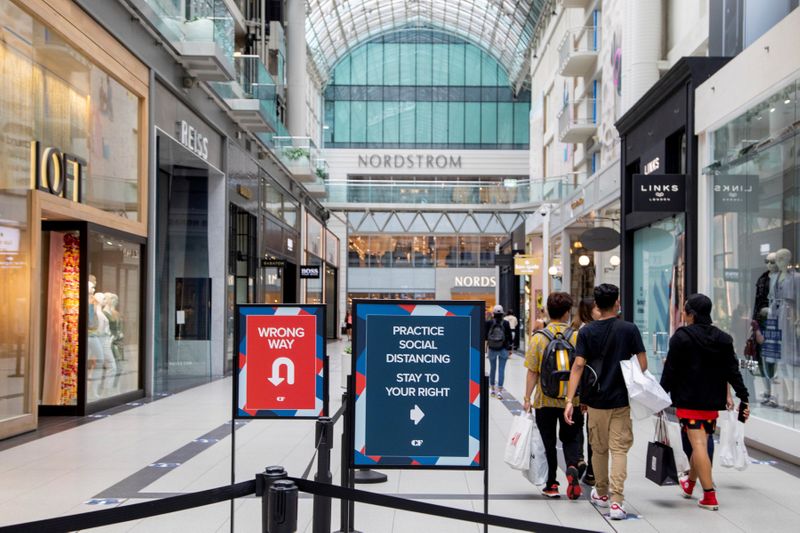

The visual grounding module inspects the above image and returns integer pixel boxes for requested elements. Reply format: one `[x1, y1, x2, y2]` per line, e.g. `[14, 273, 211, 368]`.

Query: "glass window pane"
[415, 101, 432, 144]
[400, 43, 416, 85]
[465, 45, 482, 86]
[514, 102, 530, 145]
[432, 44, 449, 85]
[449, 44, 466, 86]
[432, 102, 448, 144]
[399, 101, 416, 143]
[416, 43, 432, 86]
[367, 101, 383, 143]
[448, 102, 465, 144]
[351, 101, 366, 142]
[367, 43, 383, 85]
[383, 43, 400, 85]
[334, 101, 351, 143]
[481, 102, 497, 144]
[383, 101, 400, 144]
[481, 53, 499, 85]
[465, 103, 481, 143]
[498, 103, 514, 145]
[350, 46, 367, 85]
[334, 55, 351, 84]
[459, 236, 480, 267]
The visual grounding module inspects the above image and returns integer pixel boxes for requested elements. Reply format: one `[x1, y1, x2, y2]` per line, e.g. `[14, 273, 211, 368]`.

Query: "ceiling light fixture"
[578, 254, 590, 266]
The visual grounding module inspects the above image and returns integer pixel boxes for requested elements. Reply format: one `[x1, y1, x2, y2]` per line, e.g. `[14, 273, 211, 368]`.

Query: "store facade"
[617, 57, 729, 376]
[696, 9, 800, 460]
[0, 0, 149, 437]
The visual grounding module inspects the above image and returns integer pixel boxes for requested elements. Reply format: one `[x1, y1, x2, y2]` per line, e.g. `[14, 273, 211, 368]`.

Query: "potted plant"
[315, 166, 329, 180]
[283, 146, 311, 161]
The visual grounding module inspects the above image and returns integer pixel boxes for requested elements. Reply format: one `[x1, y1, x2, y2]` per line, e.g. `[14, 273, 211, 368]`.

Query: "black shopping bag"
[645, 441, 678, 486]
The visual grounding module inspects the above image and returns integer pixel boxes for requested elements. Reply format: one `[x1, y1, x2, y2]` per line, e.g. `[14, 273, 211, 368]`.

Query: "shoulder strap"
[536, 328, 555, 342]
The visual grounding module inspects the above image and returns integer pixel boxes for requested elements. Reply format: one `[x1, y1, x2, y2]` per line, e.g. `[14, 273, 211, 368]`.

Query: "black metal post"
[265, 479, 298, 533]
[257, 465, 289, 533]
[312, 417, 333, 533]
[338, 391, 350, 532]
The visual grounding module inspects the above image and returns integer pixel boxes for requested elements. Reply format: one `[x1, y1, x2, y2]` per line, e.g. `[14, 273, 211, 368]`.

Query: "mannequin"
[753, 253, 778, 406]
[93, 292, 117, 395]
[768, 248, 800, 411]
[104, 293, 124, 362]
[87, 276, 104, 401]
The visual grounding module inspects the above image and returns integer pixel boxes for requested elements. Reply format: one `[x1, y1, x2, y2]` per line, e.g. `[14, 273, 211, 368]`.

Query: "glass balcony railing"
[209, 55, 281, 133]
[272, 136, 319, 181]
[133, 0, 235, 80]
[558, 27, 599, 77]
[325, 177, 577, 205]
[557, 98, 599, 143]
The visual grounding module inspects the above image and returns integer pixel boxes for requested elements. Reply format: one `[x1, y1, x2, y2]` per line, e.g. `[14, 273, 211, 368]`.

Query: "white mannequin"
[93, 292, 117, 395]
[87, 277, 104, 401]
[770, 248, 800, 411]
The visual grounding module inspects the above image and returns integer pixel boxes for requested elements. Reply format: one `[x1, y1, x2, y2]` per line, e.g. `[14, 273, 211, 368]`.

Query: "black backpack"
[487, 321, 506, 349]
[537, 327, 575, 399]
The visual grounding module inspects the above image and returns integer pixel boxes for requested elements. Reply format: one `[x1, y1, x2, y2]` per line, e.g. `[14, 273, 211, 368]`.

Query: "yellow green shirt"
[524, 322, 580, 409]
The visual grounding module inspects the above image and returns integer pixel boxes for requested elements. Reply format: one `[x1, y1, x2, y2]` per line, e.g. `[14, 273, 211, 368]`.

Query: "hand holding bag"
[719, 410, 750, 471]
[645, 412, 679, 486]
[522, 418, 548, 486]
[621, 355, 672, 418]
[504, 414, 533, 471]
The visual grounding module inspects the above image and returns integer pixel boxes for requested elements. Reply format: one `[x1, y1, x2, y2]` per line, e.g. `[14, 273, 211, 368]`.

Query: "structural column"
[622, 0, 662, 113]
[286, 0, 308, 138]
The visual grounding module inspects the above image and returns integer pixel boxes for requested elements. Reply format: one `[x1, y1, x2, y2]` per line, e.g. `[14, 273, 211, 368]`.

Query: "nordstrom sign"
[358, 153, 463, 170]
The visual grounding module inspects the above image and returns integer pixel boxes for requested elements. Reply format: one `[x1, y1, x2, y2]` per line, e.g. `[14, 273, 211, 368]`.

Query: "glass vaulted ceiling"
[306, 0, 545, 89]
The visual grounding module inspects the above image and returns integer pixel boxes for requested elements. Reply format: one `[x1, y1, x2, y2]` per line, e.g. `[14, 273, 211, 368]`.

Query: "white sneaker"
[590, 488, 609, 508]
[609, 502, 627, 520]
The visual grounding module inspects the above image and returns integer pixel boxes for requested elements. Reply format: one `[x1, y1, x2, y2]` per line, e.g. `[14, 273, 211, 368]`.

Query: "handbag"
[522, 420, 548, 486]
[645, 413, 678, 486]
[621, 355, 672, 418]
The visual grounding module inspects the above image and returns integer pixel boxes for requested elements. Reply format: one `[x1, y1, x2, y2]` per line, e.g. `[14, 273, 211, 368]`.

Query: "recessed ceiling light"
[785, 99, 791, 104]
[770, 107, 776, 113]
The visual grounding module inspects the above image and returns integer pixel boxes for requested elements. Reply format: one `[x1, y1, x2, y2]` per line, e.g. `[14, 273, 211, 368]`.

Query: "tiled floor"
[0, 340, 798, 532]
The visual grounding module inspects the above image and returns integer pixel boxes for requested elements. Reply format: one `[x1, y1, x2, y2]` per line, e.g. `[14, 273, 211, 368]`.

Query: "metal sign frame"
[233, 303, 328, 420]
[348, 299, 486, 470]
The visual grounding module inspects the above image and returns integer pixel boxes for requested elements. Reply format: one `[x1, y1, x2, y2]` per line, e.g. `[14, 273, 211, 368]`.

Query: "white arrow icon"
[410, 404, 425, 425]
[267, 357, 295, 386]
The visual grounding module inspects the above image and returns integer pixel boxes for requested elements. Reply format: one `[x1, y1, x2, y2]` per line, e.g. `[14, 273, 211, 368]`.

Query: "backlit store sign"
[357, 153, 463, 170]
[454, 275, 496, 288]
[30, 141, 86, 202]
[632, 174, 685, 212]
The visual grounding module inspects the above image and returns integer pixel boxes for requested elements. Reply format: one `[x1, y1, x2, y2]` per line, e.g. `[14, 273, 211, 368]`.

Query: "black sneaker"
[566, 466, 582, 500]
[577, 460, 587, 480]
[541, 482, 560, 498]
[583, 472, 596, 486]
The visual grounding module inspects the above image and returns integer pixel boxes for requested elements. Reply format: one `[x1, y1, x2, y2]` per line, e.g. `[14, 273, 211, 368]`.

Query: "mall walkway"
[0, 341, 798, 532]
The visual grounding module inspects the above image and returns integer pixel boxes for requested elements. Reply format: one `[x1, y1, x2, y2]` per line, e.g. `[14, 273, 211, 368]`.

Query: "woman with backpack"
[485, 305, 513, 399]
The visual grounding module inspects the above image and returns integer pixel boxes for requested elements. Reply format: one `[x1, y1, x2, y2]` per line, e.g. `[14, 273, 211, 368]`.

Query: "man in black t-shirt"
[563, 284, 647, 521]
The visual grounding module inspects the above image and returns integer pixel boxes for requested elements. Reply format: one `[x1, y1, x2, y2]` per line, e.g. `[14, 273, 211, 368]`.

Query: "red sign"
[245, 314, 317, 411]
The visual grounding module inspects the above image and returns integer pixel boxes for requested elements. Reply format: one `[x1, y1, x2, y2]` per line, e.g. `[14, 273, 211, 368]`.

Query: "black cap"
[685, 293, 713, 325]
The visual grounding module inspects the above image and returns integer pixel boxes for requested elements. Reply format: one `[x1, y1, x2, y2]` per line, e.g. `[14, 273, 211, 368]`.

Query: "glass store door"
[632, 214, 685, 378]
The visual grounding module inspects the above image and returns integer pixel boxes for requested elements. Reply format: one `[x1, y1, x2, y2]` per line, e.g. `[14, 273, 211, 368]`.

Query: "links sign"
[234, 304, 327, 419]
[350, 300, 485, 469]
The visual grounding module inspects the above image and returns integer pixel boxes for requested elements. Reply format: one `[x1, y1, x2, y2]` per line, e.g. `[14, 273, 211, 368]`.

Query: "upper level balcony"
[558, 27, 599, 77]
[557, 98, 598, 143]
[132, 0, 236, 81]
[324, 177, 577, 209]
[272, 137, 320, 182]
[561, 0, 593, 8]
[210, 55, 280, 133]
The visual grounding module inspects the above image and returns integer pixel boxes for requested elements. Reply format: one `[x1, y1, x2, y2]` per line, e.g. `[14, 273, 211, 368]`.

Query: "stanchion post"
[264, 479, 298, 533]
[257, 465, 289, 533]
[338, 390, 350, 532]
[312, 417, 333, 533]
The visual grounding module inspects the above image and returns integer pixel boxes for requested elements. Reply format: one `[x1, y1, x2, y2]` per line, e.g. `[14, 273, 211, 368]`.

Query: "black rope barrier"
[288, 477, 602, 533]
[0, 480, 257, 533]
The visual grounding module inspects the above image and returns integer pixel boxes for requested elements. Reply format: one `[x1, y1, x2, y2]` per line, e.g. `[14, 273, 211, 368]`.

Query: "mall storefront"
[696, 9, 800, 460]
[0, 0, 149, 437]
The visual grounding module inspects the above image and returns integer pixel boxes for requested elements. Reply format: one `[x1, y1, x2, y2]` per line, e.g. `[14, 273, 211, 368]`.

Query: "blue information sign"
[350, 300, 485, 469]
[762, 318, 782, 362]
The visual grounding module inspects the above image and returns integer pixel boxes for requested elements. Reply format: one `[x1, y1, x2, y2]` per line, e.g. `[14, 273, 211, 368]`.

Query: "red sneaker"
[566, 466, 582, 500]
[679, 476, 696, 499]
[698, 490, 719, 511]
[541, 482, 560, 498]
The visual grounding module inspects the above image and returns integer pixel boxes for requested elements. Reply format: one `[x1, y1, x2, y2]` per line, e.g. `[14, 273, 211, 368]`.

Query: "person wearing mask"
[660, 294, 750, 511]
[485, 305, 512, 399]
[523, 292, 583, 499]
[563, 284, 647, 520]
[572, 297, 601, 486]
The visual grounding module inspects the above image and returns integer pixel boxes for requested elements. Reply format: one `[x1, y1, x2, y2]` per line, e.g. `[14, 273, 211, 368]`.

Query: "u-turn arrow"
[267, 357, 295, 386]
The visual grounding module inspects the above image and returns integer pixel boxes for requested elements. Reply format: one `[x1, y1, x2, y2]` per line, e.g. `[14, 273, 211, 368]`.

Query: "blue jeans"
[488, 348, 509, 388]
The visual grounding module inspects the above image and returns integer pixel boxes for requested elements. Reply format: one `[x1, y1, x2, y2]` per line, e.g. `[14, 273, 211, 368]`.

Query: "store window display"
[708, 78, 799, 428]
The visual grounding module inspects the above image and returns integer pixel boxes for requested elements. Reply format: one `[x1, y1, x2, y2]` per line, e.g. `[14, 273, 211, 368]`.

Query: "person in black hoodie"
[660, 293, 750, 511]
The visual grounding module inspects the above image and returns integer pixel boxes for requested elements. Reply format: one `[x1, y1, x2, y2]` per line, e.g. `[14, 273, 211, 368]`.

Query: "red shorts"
[676, 408, 718, 434]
